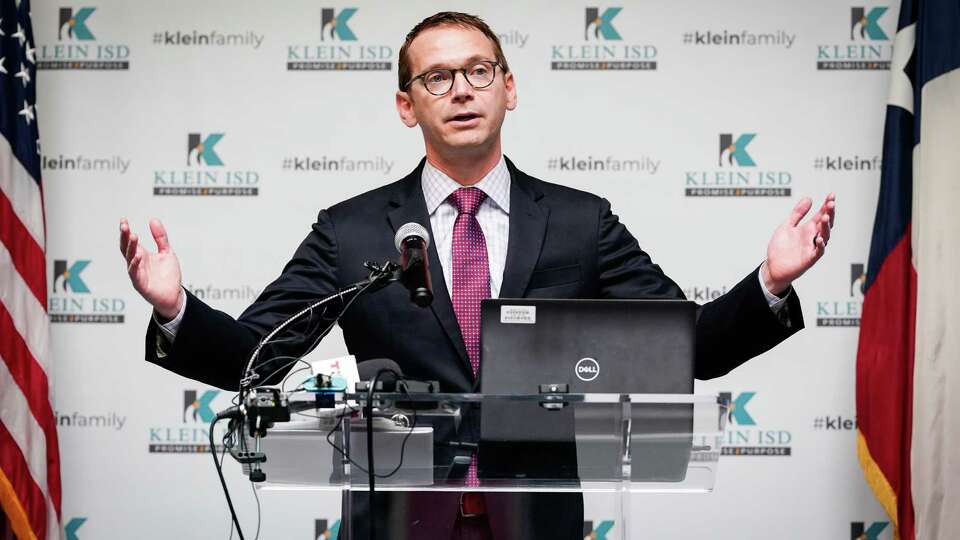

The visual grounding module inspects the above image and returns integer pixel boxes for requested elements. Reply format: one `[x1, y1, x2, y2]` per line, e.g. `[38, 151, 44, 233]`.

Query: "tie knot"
[449, 187, 487, 216]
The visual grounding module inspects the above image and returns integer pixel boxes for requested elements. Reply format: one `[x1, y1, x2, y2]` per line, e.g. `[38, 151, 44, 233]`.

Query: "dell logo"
[575, 358, 600, 382]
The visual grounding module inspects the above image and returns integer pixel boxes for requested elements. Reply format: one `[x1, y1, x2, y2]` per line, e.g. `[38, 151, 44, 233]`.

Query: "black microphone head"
[357, 358, 403, 380]
[394, 223, 431, 253]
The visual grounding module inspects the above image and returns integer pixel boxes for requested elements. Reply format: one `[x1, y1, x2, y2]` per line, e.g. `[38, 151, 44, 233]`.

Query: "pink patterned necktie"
[448, 187, 489, 488]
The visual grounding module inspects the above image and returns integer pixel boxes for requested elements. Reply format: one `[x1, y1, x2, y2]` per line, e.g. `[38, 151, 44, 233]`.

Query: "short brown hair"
[398, 12, 510, 91]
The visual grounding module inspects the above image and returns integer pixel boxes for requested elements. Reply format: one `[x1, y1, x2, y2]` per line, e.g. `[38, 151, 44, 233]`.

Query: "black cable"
[219, 445, 234, 540]
[209, 417, 245, 540]
[235, 300, 333, 394]
[298, 278, 379, 365]
[220, 267, 395, 540]
[322, 384, 418, 478]
[366, 371, 381, 540]
[242, 278, 378, 396]
[250, 355, 312, 391]
[363, 369, 415, 540]
[281, 365, 312, 393]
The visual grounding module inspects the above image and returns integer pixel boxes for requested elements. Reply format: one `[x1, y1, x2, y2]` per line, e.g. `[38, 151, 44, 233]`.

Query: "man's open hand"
[119, 218, 183, 320]
[762, 194, 836, 295]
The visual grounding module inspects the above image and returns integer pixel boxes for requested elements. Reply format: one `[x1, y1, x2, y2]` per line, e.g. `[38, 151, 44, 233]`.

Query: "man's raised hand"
[761, 193, 836, 295]
[119, 218, 183, 320]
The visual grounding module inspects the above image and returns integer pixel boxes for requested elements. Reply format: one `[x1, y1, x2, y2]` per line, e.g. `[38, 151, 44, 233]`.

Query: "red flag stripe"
[0, 188, 47, 307]
[0, 355, 58, 532]
[0, 304, 61, 516]
[0, 138, 45, 250]
[0, 420, 47, 539]
[0, 241, 50, 375]
[856, 230, 916, 539]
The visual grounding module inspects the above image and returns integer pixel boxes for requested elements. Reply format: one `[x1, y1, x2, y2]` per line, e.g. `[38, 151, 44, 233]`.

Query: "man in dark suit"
[119, 12, 835, 539]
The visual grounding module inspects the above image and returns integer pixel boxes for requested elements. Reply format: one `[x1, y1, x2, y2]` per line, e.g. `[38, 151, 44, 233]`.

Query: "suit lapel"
[500, 158, 549, 299]
[386, 160, 471, 372]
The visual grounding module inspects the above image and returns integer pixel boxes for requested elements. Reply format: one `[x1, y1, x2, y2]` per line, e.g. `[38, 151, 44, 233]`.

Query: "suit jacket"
[146, 156, 804, 539]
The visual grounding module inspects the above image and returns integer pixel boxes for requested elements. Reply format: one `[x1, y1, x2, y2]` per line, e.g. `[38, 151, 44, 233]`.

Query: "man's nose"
[449, 70, 475, 101]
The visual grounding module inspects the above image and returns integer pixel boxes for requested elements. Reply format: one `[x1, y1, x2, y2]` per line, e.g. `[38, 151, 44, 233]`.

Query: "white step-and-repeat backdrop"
[39, 0, 893, 538]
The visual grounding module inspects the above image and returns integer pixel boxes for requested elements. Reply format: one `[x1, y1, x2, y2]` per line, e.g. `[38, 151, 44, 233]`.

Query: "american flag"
[0, 0, 62, 539]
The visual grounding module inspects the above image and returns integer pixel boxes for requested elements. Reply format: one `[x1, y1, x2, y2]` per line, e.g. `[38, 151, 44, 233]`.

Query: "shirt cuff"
[758, 268, 791, 314]
[154, 288, 187, 342]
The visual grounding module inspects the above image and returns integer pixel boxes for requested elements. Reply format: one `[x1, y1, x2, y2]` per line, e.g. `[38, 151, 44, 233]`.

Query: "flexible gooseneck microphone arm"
[238, 261, 400, 393]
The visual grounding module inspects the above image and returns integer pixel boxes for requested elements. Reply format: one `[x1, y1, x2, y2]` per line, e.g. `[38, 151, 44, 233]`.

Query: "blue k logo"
[583, 520, 614, 539]
[315, 518, 341, 539]
[852, 521, 889, 539]
[719, 133, 756, 167]
[321, 8, 357, 41]
[585, 8, 622, 40]
[53, 260, 91, 293]
[851, 7, 889, 41]
[183, 390, 220, 423]
[59, 7, 95, 41]
[65, 517, 86, 540]
[720, 392, 757, 426]
[187, 133, 224, 166]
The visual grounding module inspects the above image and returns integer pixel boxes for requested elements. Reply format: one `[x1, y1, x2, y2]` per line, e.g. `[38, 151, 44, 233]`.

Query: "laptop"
[477, 298, 697, 483]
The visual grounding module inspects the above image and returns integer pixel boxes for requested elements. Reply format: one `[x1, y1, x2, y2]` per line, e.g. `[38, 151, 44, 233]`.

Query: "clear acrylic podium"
[255, 392, 728, 540]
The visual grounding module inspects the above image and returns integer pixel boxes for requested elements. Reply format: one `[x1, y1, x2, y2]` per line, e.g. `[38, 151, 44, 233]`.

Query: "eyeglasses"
[405, 60, 501, 96]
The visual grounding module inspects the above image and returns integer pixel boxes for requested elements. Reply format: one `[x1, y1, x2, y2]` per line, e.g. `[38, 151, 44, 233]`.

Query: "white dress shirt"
[421, 155, 511, 298]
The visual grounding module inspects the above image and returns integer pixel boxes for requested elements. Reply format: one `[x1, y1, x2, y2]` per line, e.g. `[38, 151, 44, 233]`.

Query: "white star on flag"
[18, 100, 34, 124]
[15, 61, 30, 86]
[25, 44, 35, 64]
[12, 23, 25, 46]
[0, 57, 6, 75]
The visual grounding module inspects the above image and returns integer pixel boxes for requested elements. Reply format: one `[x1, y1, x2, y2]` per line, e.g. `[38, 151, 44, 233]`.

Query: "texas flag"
[856, 1, 960, 539]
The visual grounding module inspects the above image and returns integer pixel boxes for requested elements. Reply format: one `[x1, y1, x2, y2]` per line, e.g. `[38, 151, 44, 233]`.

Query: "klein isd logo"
[550, 7, 657, 71]
[149, 389, 231, 453]
[816, 6, 892, 70]
[315, 519, 341, 539]
[719, 391, 792, 456]
[38, 6, 131, 70]
[583, 520, 614, 539]
[49, 260, 125, 323]
[153, 133, 260, 196]
[321, 8, 357, 41]
[684, 133, 792, 197]
[719, 133, 756, 167]
[851, 8, 889, 41]
[585, 8, 622, 40]
[183, 390, 219, 423]
[852, 521, 890, 540]
[287, 7, 392, 71]
[59, 8, 95, 40]
[187, 133, 224, 166]
[817, 263, 864, 327]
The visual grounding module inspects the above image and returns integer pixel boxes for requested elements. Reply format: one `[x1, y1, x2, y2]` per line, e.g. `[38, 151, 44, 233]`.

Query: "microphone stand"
[238, 260, 400, 393]
[221, 260, 402, 540]
[229, 261, 401, 490]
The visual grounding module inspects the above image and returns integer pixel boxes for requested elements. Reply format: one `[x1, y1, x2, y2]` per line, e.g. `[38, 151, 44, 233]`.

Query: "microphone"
[393, 223, 433, 307]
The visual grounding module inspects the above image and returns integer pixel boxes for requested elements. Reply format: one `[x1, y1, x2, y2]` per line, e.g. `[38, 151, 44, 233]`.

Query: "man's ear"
[504, 70, 518, 111]
[396, 90, 418, 127]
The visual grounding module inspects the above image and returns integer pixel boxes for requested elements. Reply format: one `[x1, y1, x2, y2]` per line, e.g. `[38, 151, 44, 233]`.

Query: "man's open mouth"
[448, 112, 481, 123]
